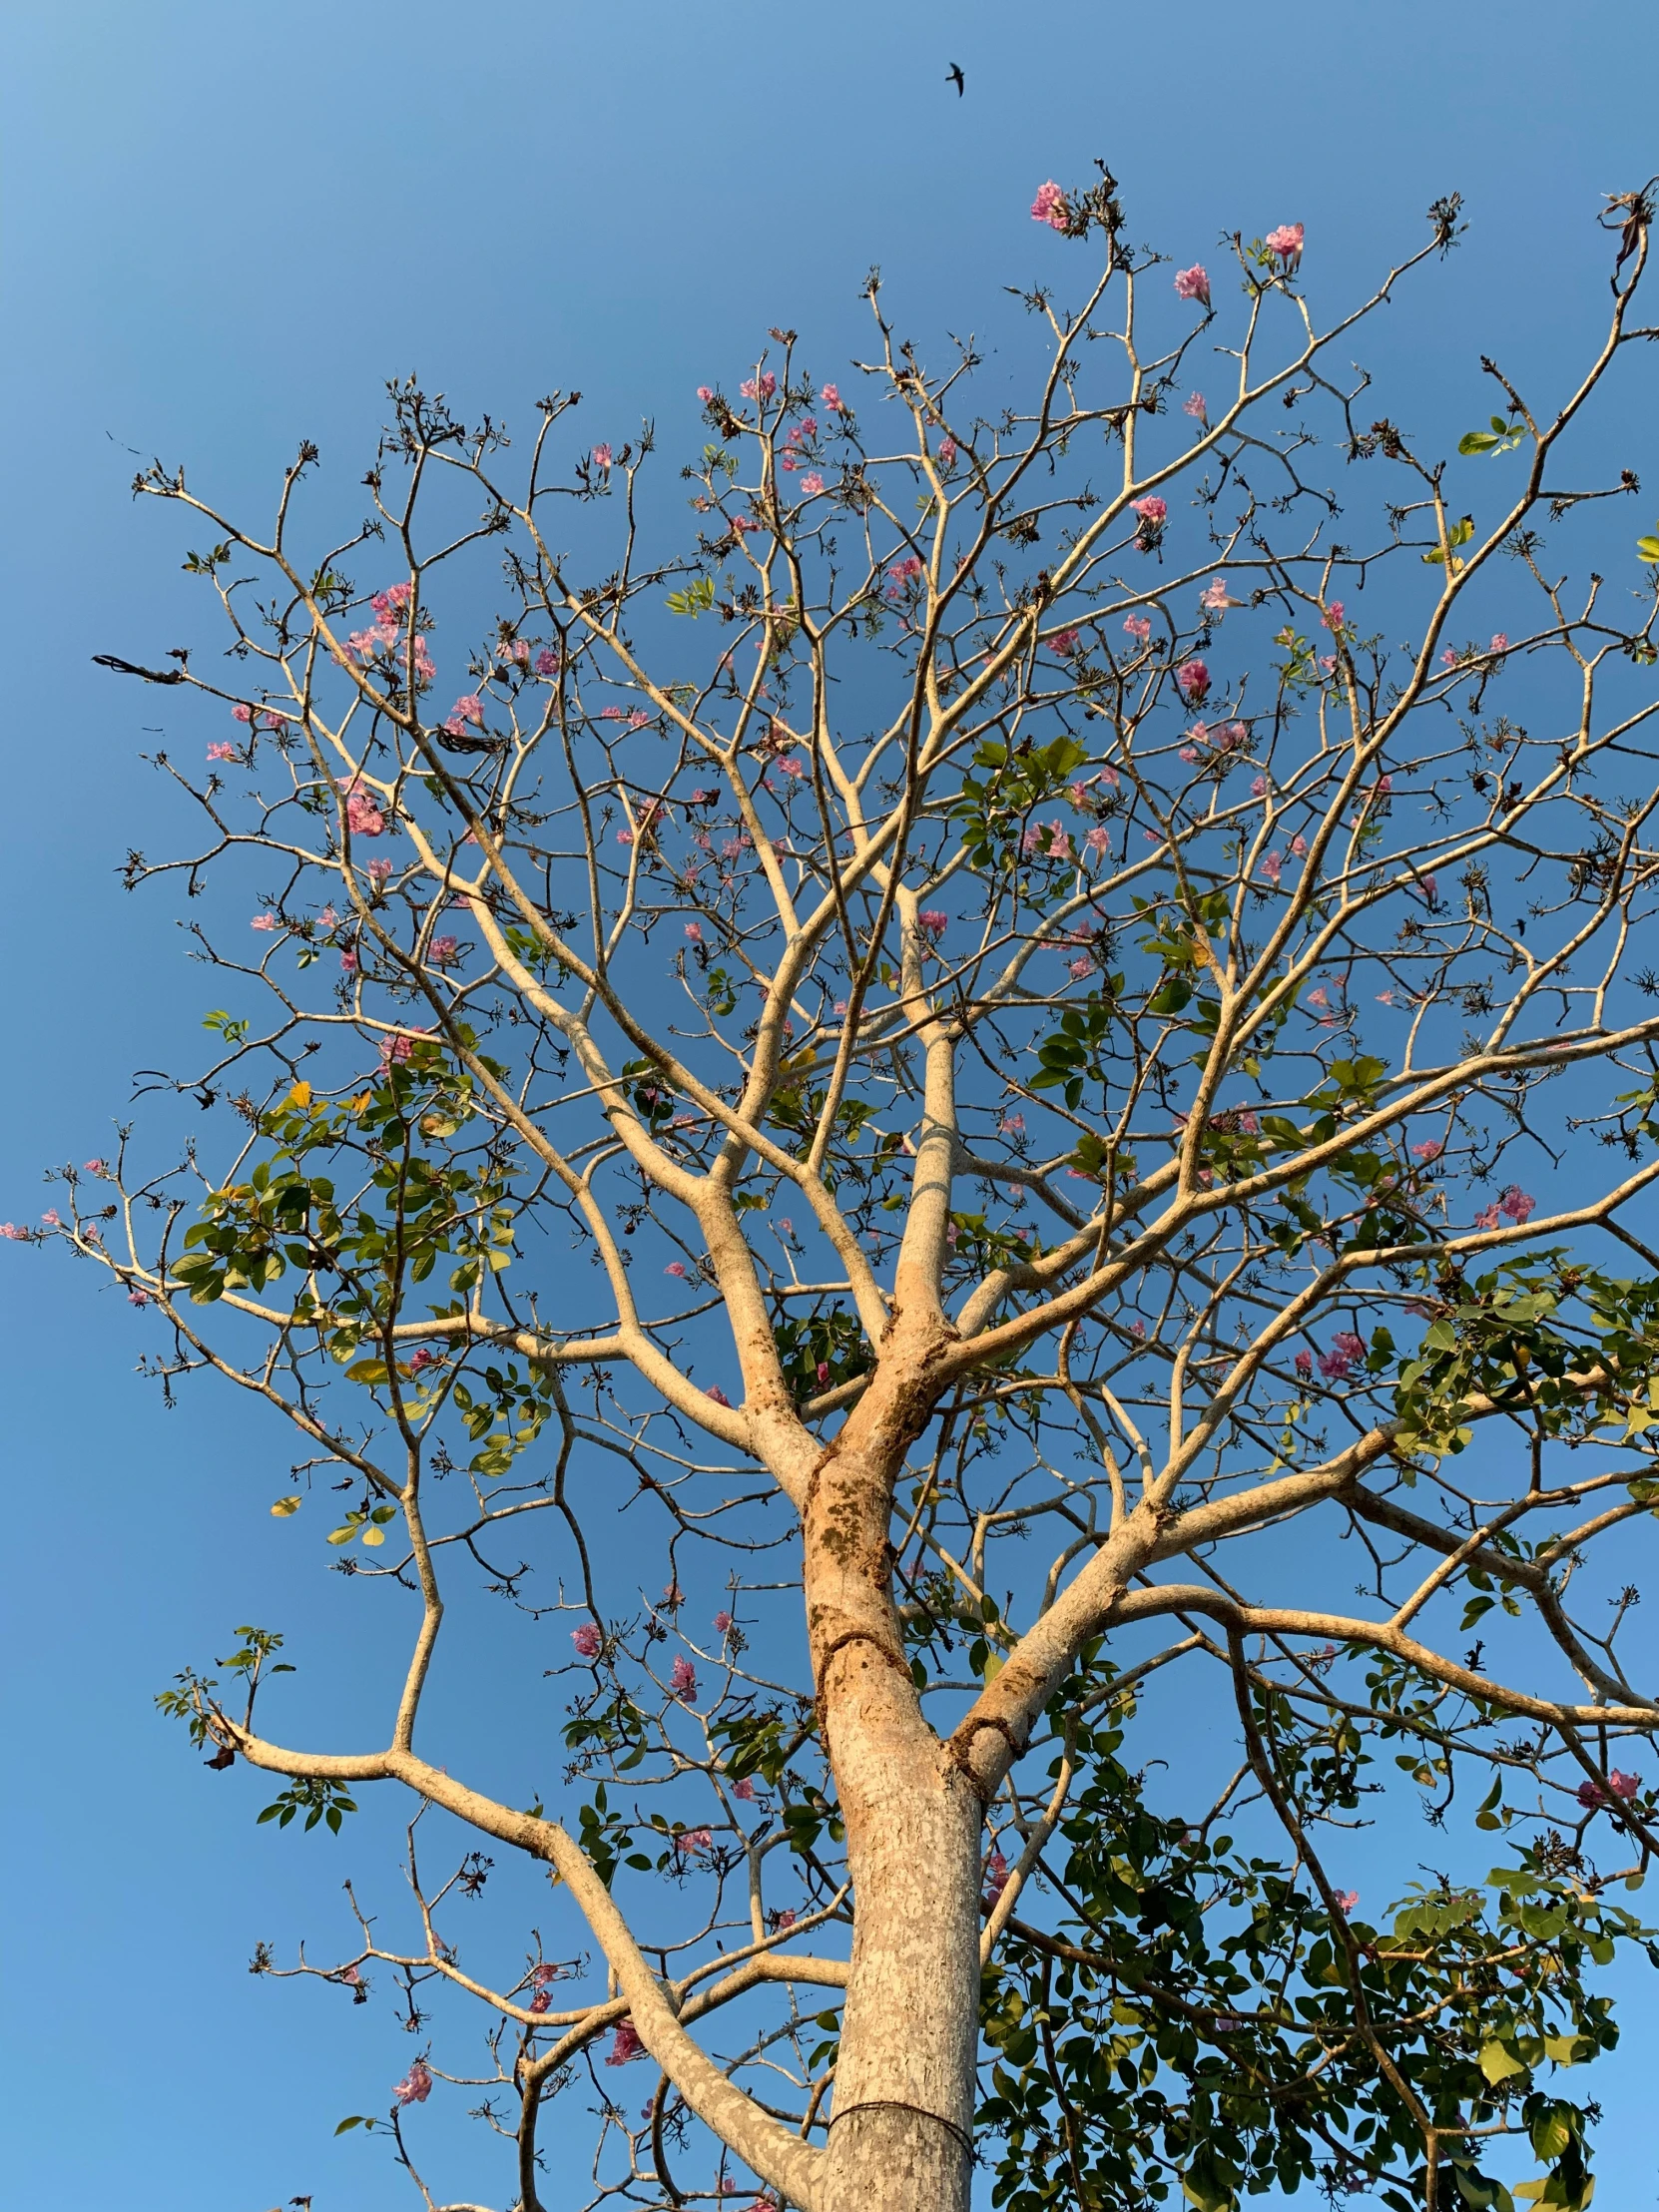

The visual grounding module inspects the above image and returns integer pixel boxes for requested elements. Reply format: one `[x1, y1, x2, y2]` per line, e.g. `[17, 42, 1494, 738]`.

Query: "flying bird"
[946, 62, 965, 96]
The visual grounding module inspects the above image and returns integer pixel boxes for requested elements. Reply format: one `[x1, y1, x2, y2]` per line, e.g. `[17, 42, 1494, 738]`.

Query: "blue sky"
[5, 3, 1659, 2206]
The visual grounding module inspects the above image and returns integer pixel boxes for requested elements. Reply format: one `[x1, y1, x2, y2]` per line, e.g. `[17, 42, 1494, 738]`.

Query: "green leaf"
[1478, 2037, 1529, 2085]
[335, 2115, 372, 2134]
[1637, 532, 1659, 566]
[666, 575, 717, 618]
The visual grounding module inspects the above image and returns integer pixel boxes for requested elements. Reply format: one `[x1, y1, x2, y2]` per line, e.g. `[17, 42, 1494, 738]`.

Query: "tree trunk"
[820, 1744, 981, 2212]
[804, 1351, 983, 2212]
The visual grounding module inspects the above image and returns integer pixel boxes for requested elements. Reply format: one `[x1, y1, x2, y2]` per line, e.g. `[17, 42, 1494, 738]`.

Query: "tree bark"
[804, 1343, 983, 2212]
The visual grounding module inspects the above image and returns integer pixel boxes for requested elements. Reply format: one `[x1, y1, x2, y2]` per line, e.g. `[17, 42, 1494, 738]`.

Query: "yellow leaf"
[360, 1525, 385, 1546]
[270, 1495, 302, 1517]
[287, 1080, 312, 1109]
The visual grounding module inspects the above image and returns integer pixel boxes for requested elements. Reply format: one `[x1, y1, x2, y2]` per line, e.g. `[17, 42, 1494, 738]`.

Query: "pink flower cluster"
[983, 1848, 1010, 1904]
[918, 909, 948, 940]
[740, 372, 778, 401]
[1265, 223, 1305, 270]
[885, 554, 924, 598]
[535, 646, 560, 677]
[345, 586, 435, 683]
[442, 694, 484, 739]
[1316, 1331, 1367, 1382]
[1131, 496, 1167, 549]
[572, 1622, 603, 1658]
[673, 1827, 714, 1857]
[1175, 658, 1210, 705]
[821, 382, 842, 411]
[1577, 1771, 1641, 1808]
[207, 740, 240, 762]
[393, 2059, 433, 2106]
[1030, 180, 1069, 232]
[1123, 613, 1152, 643]
[345, 783, 386, 837]
[671, 1655, 698, 1702]
[1474, 1186, 1536, 1231]
[605, 2020, 645, 2066]
[1173, 264, 1211, 306]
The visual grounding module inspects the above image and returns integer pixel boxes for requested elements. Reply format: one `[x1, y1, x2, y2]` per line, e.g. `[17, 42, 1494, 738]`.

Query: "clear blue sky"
[4, 4, 1659, 2206]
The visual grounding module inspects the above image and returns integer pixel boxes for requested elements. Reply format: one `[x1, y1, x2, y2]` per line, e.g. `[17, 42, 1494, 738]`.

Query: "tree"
[27, 171, 1659, 2212]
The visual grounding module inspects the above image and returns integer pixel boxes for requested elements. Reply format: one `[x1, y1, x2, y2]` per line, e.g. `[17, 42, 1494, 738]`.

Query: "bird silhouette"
[946, 62, 965, 96]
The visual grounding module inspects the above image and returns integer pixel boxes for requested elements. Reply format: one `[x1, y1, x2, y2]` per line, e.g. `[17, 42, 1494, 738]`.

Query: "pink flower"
[918, 909, 948, 939]
[529, 1989, 552, 2013]
[1045, 825, 1072, 861]
[572, 1622, 603, 1658]
[379, 1034, 415, 1066]
[1178, 746, 1200, 765]
[821, 382, 842, 410]
[1175, 658, 1210, 704]
[605, 2020, 645, 2066]
[1030, 180, 1069, 231]
[1083, 824, 1110, 858]
[937, 436, 957, 466]
[592, 443, 614, 470]
[1410, 1140, 1443, 1161]
[251, 912, 278, 932]
[1306, 987, 1329, 1008]
[1265, 223, 1305, 270]
[1332, 1890, 1359, 1916]
[665, 1263, 689, 1281]
[1497, 1185, 1536, 1225]
[345, 785, 386, 837]
[714, 1610, 734, 1633]
[671, 1656, 698, 1702]
[1294, 1350, 1313, 1379]
[701, 1382, 730, 1407]
[1131, 495, 1168, 546]
[340, 947, 358, 972]
[1174, 262, 1212, 305]
[800, 473, 825, 496]
[1257, 849, 1282, 883]
[1322, 602, 1345, 632]
[366, 856, 393, 886]
[427, 935, 459, 967]
[674, 1827, 713, 1856]
[1068, 955, 1093, 979]
[739, 372, 778, 400]
[1123, 613, 1152, 643]
[0, 1223, 24, 1241]
[682, 922, 704, 946]
[984, 1848, 1010, 1903]
[41, 1209, 61, 1228]
[450, 693, 484, 728]
[1183, 392, 1207, 420]
[531, 1962, 563, 1987]
[232, 703, 254, 723]
[207, 741, 239, 761]
[535, 646, 560, 677]
[697, 384, 716, 402]
[1419, 873, 1439, 906]
[393, 2059, 433, 2106]
[733, 1775, 756, 1801]
[1611, 1770, 1641, 1799]
[774, 1909, 797, 1931]
[999, 1112, 1025, 1135]
[1317, 1333, 1367, 1382]
[83, 1159, 108, 1176]
[1490, 632, 1508, 653]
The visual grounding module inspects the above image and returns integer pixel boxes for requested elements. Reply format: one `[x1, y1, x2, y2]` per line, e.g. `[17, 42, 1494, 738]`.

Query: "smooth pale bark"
[804, 1324, 984, 2212]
